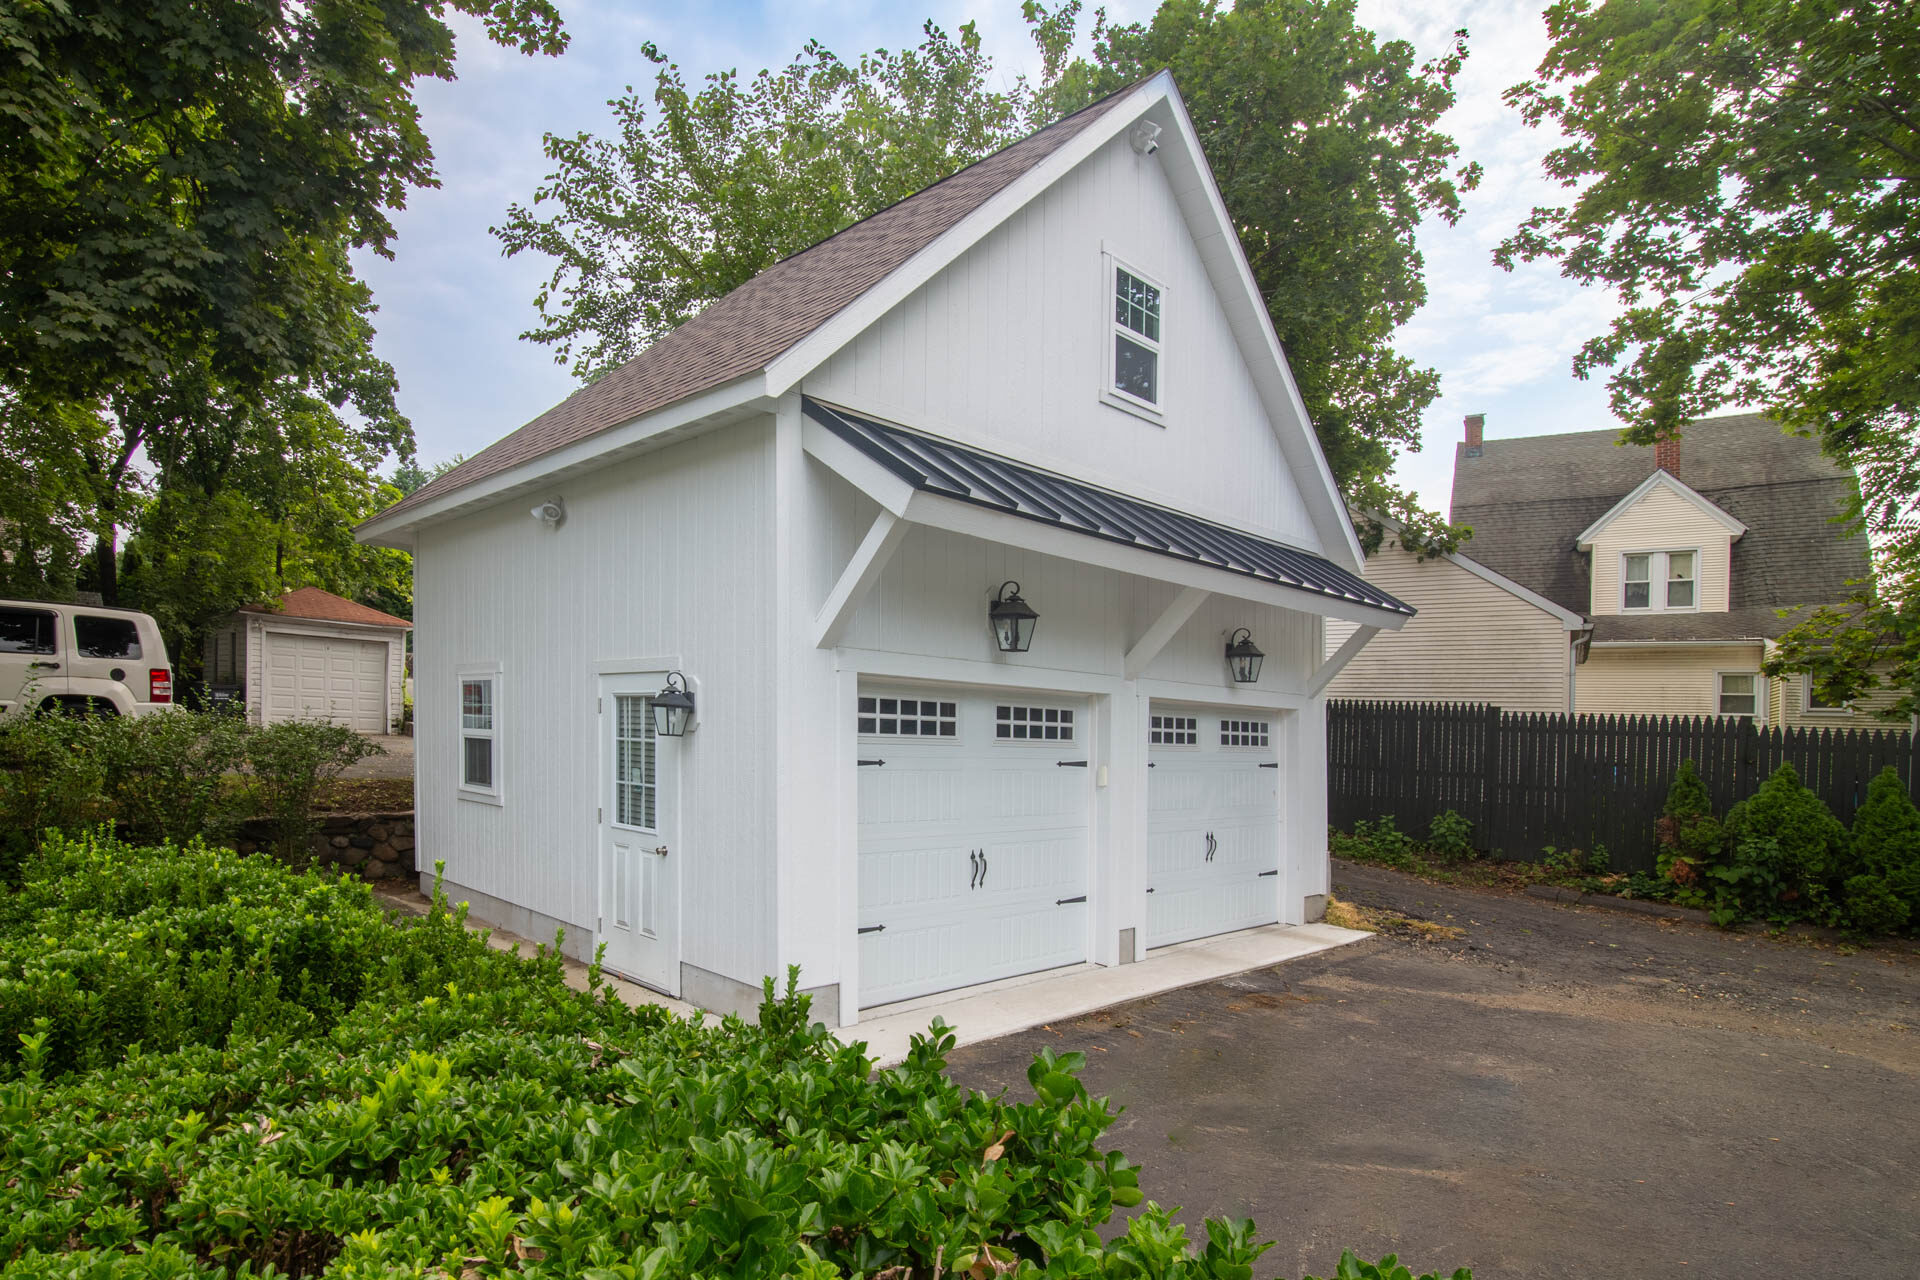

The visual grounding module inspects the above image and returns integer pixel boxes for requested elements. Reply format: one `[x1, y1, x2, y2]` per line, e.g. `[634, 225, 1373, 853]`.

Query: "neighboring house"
[205, 587, 411, 732]
[356, 74, 1414, 1026]
[1332, 412, 1895, 724]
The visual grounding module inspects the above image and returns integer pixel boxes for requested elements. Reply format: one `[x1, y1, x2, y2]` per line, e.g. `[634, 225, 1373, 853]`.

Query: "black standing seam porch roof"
[803, 399, 1414, 619]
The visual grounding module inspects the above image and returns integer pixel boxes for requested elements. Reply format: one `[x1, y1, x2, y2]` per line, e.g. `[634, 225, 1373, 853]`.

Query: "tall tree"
[495, 2, 1480, 549]
[1498, 0, 1919, 715]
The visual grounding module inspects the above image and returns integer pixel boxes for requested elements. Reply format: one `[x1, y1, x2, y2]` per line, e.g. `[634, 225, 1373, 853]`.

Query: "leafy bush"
[0, 838, 1467, 1280]
[1849, 767, 1920, 920]
[1426, 811, 1474, 862]
[1654, 759, 1726, 898]
[1719, 764, 1847, 921]
[0, 714, 109, 877]
[245, 719, 383, 860]
[98, 707, 251, 846]
[1330, 816, 1418, 869]
[1842, 874, 1911, 937]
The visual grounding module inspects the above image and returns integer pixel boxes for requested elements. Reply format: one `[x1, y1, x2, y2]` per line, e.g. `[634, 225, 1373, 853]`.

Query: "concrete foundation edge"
[424, 874, 591, 963]
[1303, 893, 1328, 923]
[680, 962, 843, 1028]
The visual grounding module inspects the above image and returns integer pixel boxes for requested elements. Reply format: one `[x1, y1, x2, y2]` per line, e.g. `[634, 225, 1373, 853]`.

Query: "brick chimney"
[1654, 435, 1681, 478]
[1463, 413, 1484, 458]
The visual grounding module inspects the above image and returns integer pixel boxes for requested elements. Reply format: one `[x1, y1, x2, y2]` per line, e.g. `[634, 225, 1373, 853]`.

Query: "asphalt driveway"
[944, 861, 1920, 1279]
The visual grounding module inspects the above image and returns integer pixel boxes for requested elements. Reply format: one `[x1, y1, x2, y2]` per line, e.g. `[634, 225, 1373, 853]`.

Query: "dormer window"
[1109, 261, 1163, 411]
[1623, 550, 1696, 611]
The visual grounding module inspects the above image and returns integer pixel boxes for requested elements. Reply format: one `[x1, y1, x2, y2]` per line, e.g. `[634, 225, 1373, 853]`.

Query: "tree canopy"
[495, 0, 1481, 550]
[0, 0, 568, 663]
[1498, 0, 1919, 715]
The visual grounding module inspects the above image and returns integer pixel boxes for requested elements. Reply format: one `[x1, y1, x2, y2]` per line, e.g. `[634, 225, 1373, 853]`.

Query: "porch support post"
[810, 511, 909, 650]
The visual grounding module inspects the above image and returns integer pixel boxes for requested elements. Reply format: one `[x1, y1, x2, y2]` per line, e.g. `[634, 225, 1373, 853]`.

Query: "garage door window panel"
[859, 695, 957, 738]
[995, 704, 1074, 742]
[460, 675, 500, 798]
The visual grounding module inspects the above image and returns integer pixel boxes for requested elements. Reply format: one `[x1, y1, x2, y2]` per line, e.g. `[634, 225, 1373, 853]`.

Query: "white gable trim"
[765, 71, 1365, 572]
[1575, 470, 1747, 550]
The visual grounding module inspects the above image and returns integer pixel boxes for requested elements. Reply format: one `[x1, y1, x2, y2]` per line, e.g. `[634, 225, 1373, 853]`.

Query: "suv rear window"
[73, 614, 141, 659]
[0, 608, 56, 655]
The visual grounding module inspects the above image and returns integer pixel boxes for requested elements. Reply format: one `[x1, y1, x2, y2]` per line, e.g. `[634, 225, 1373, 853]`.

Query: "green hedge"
[0, 836, 1465, 1279]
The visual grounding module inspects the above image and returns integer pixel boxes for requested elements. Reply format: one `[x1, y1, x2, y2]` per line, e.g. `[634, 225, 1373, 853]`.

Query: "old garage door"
[263, 631, 388, 731]
[857, 687, 1091, 1007]
[1145, 705, 1281, 948]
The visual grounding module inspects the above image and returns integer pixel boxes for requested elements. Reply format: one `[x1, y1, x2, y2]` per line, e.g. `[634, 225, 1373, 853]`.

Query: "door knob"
[652, 845, 669, 856]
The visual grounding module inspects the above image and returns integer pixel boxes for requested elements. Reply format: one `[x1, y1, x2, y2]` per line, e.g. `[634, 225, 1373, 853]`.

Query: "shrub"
[1426, 810, 1474, 862]
[0, 838, 1468, 1280]
[1654, 759, 1726, 891]
[244, 719, 382, 860]
[1842, 874, 1911, 937]
[1849, 767, 1920, 920]
[1330, 816, 1417, 869]
[0, 713, 111, 875]
[1720, 763, 1847, 916]
[97, 708, 251, 846]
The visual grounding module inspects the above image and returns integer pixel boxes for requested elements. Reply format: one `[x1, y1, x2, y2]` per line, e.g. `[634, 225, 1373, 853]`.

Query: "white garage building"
[357, 74, 1412, 1026]
[205, 587, 410, 731]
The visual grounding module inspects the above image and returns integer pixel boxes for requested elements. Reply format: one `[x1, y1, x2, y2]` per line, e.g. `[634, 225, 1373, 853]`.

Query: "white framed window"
[996, 703, 1075, 742]
[1716, 671, 1759, 718]
[458, 668, 501, 801]
[1220, 719, 1272, 748]
[1149, 714, 1197, 746]
[1622, 550, 1698, 612]
[1102, 254, 1164, 420]
[858, 695, 957, 738]
[1802, 673, 1850, 716]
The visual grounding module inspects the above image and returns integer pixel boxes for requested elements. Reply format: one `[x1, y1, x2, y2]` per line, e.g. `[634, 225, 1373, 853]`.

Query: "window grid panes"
[614, 694, 657, 828]
[1805, 675, 1846, 712]
[1623, 554, 1651, 610]
[1666, 551, 1696, 609]
[1150, 714, 1198, 746]
[461, 678, 495, 791]
[1220, 719, 1271, 748]
[1718, 673, 1757, 717]
[1112, 266, 1161, 405]
[73, 615, 140, 659]
[858, 696, 957, 737]
[996, 704, 1075, 741]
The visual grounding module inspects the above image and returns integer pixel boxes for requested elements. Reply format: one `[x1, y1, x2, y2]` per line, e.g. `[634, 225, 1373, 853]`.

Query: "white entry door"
[1145, 706, 1282, 948]
[598, 674, 679, 994]
[857, 688, 1091, 1007]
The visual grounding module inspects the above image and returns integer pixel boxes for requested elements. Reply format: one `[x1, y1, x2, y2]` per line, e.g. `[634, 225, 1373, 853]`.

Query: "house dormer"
[1575, 442, 1747, 616]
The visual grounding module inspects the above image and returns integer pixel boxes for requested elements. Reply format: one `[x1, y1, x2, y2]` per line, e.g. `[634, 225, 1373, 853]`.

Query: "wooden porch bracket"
[1307, 624, 1380, 697]
[811, 510, 910, 649]
[1123, 587, 1211, 680]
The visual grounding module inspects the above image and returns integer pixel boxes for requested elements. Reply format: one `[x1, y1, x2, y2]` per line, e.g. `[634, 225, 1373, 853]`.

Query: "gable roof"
[812, 399, 1411, 618]
[1452, 413, 1867, 625]
[1360, 513, 1586, 630]
[378, 86, 1141, 524]
[241, 587, 412, 630]
[1574, 468, 1748, 548]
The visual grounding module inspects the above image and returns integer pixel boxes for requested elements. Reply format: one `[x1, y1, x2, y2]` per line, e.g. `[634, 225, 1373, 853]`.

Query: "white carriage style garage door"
[263, 631, 388, 731]
[856, 687, 1091, 1007]
[1145, 705, 1282, 948]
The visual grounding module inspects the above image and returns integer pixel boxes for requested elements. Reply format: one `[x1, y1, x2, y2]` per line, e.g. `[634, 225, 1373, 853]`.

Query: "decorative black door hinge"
[1258, 762, 1280, 769]
[1057, 759, 1089, 768]
[1258, 869, 1278, 878]
[857, 924, 886, 934]
[1055, 895, 1087, 905]
[858, 758, 886, 767]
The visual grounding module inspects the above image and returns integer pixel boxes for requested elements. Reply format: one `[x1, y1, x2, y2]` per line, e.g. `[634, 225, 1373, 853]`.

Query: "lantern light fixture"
[652, 671, 696, 737]
[988, 581, 1039, 653]
[1225, 628, 1265, 684]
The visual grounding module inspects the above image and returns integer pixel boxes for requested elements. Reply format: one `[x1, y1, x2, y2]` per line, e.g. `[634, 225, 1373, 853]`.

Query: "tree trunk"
[93, 524, 118, 605]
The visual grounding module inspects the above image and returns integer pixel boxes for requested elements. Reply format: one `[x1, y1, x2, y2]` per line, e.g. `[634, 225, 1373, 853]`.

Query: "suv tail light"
[149, 669, 172, 703]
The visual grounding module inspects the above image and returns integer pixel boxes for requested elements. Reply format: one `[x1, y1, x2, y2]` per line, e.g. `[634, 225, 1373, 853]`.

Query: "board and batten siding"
[413, 422, 778, 986]
[802, 129, 1320, 555]
[1575, 643, 1764, 718]
[1323, 540, 1574, 713]
[1586, 483, 1737, 615]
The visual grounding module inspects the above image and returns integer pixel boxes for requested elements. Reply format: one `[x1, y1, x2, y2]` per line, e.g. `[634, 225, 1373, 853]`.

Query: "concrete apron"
[840, 922, 1372, 1067]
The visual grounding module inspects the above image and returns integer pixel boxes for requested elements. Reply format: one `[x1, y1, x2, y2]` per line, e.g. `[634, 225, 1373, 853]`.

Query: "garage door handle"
[1204, 832, 1217, 862]
[969, 850, 980, 889]
[979, 851, 988, 886]
[1056, 895, 1087, 905]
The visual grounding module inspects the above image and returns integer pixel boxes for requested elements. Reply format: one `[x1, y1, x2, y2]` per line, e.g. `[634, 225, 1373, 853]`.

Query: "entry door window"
[613, 695, 657, 828]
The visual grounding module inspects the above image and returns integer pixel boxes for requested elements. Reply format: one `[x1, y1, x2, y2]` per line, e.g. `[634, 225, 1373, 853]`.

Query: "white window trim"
[1621, 548, 1701, 613]
[1801, 672, 1853, 717]
[457, 663, 503, 805]
[1715, 669, 1763, 721]
[1100, 251, 1166, 425]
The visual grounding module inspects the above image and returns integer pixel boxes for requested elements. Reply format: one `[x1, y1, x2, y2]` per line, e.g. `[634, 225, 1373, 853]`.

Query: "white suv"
[0, 599, 174, 717]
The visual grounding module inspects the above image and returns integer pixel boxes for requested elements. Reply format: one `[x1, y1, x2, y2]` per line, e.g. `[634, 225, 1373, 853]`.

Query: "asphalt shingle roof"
[1450, 414, 1867, 634]
[241, 587, 411, 629]
[378, 87, 1140, 523]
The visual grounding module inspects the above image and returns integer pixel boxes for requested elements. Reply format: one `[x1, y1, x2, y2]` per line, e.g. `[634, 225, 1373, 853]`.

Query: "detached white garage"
[204, 587, 410, 731]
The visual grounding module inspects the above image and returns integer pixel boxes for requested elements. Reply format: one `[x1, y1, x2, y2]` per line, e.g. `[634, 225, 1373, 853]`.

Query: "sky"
[352, 0, 1623, 518]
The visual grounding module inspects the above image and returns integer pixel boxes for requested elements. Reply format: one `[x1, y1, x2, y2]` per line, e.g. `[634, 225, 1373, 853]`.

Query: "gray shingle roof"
[378, 88, 1140, 523]
[1450, 413, 1868, 625]
[1587, 606, 1820, 645]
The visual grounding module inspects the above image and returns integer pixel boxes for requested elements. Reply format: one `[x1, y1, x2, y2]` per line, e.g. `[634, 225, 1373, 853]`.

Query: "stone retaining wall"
[232, 811, 416, 882]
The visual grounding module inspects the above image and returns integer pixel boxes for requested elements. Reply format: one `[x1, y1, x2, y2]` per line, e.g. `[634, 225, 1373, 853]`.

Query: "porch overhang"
[801, 398, 1415, 632]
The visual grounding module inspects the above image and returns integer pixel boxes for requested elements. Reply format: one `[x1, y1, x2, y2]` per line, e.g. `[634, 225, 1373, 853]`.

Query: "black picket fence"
[1327, 700, 1918, 873]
